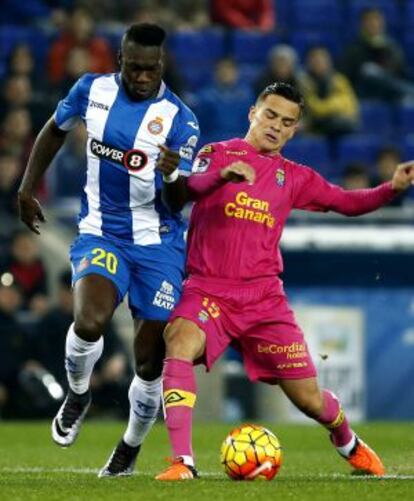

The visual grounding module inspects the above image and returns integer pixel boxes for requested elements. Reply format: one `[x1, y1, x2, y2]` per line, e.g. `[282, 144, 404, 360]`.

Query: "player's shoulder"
[164, 86, 196, 118]
[198, 137, 245, 157]
[75, 72, 115, 93]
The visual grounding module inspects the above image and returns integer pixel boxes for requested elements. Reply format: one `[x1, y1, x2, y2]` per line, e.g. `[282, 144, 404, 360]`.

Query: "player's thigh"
[239, 323, 317, 385]
[133, 318, 166, 379]
[164, 317, 206, 360]
[70, 234, 130, 331]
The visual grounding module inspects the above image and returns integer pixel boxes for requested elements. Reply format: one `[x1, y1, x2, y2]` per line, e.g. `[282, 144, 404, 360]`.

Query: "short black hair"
[256, 82, 305, 115]
[123, 23, 166, 47]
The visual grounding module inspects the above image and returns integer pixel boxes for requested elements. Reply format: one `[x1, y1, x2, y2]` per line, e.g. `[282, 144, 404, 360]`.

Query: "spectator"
[0, 279, 28, 418]
[341, 8, 414, 101]
[58, 47, 92, 97]
[3, 231, 49, 316]
[0, 151, 20, 218]
[211, 0, 275, 32]
[195, 57, 254, 141]
[341, 163, 371, 190]
[47, 7, 115, 85]
[32, 270, 132, 417]
[0, 108, 34, 167]
[0, 74, 52, 133]
[372, 146, 407, 206]
[299, 46, 359, 138]
[255, 45, 299, 94]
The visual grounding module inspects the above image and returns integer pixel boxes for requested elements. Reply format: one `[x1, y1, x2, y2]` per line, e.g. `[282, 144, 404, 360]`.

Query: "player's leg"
[52, 235, 128, 447]
[52, 274, 118, 447]
[279, 377, 385, 476]
[99, 318, 166, 477]
[155, 317, 206, 480]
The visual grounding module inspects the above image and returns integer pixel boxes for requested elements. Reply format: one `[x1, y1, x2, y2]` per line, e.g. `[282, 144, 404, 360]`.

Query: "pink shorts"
[170, 275, 317, 384]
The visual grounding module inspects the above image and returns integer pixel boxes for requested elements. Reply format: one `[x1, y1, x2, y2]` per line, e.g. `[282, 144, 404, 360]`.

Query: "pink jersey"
[186, 138, 396, 281]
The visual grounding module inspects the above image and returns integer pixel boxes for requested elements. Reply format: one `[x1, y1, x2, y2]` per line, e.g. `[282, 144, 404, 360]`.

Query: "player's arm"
[18, 74, 89, 233]
[293, 161, 414, 216]
[187, 161, 255, 200]
[18, 117, 68, 234]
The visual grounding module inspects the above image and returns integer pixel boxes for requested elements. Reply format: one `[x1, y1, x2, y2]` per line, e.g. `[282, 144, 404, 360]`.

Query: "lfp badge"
[276, 168, 285, 186]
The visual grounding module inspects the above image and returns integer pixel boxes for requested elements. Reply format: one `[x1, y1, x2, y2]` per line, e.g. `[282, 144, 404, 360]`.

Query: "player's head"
[245, 82, 304, 154]
[119, 23, 166, 101]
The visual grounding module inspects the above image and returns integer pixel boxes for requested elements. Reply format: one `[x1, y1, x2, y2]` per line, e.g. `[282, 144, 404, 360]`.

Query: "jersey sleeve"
[167, 105, 200, 177]
[292, 163, 396, 215]
[53, 73, 96, 131]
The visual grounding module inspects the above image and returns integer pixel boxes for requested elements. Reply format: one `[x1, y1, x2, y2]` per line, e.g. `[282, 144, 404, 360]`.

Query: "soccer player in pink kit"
[155, 83, 414, 480]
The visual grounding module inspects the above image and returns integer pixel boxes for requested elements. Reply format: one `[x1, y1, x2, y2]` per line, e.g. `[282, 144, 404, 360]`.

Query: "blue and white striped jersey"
[54, 73, 199, 245]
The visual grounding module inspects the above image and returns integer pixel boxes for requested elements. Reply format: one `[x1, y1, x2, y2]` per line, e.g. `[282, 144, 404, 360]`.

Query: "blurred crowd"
[1, 0, 414, 418]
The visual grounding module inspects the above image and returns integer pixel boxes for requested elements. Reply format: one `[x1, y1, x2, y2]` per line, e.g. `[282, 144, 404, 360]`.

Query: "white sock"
[179, 455, 194, 467]
[123, 375, 162, 447]
[336, 433, 357, 458]
[65, 323, 103, 394]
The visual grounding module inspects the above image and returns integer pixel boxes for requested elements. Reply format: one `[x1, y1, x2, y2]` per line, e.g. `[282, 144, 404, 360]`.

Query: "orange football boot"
[346, 438, 385, 476]
[155, 457, 199, 481]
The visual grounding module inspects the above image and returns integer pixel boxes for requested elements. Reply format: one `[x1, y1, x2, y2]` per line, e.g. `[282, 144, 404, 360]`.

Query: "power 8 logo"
[123, 149, 148, 171]
[90, 138, 148, 172]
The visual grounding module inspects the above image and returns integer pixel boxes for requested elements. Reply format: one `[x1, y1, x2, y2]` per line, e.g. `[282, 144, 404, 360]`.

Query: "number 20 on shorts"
[91, 248, 118, 274]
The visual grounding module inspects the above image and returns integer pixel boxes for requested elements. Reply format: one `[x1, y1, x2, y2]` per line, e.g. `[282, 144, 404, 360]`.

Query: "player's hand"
[17, 191, 46, 235]
[220, 162, 256, 185]
[156, 144, 180, 177]
[391, 161, 414, 191]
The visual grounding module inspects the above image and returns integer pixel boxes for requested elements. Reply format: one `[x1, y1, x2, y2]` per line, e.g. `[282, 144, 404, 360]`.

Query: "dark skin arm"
[18, 117, 68, 234]
[155, 144, 191, 213]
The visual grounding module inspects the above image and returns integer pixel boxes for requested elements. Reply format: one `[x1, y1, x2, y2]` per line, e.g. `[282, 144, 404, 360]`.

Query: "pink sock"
[163, 358, 197, 459]
[317, 389, 354, 447]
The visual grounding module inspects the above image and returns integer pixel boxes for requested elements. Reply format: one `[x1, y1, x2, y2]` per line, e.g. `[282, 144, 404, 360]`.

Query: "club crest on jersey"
[147, 117, 164, 135]
[90, 138, 148, 172]
[276, 168, 285, 186]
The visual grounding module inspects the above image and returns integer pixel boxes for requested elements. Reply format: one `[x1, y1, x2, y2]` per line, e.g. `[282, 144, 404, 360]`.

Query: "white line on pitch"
[1, 468, 414, 480]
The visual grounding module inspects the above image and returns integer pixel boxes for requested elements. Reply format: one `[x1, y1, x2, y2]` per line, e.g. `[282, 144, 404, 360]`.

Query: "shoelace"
[109, 445, 136, 472]
[60, 397, 86, 428]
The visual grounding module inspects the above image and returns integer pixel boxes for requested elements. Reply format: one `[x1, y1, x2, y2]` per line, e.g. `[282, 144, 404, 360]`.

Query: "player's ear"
[248, 106, 256, 123]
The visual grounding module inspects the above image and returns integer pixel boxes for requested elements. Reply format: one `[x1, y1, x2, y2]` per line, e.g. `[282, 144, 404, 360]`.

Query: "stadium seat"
[168, 29, 226, 64]
[291, 0, 343, 29]
[400, 134, 414, 160]
[288, 31, 342, 60]
[397, 104, 414, 135]
[230, 31, 280, 64]
[359, 101, 393, 137]
[402, 0, 414, 26]
[282, 136, 332, 177]
[336, 134, 382, 170]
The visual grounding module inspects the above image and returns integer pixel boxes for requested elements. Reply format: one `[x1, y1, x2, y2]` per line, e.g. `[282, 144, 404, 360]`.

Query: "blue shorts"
[70, 233, 186, 321]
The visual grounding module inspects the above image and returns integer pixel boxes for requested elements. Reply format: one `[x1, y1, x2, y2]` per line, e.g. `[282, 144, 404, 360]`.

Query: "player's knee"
[163, 319, 203, 360]
[74, 311, 110, 342]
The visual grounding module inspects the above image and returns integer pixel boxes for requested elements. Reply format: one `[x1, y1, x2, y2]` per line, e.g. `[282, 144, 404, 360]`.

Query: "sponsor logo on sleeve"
[187, 121, 199, 130]
[199, 144, 214, 154]
[192, 157, 211, 173]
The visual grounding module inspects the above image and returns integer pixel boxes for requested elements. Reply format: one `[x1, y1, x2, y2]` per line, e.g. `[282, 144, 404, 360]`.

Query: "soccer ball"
[220, 424, 282, 481]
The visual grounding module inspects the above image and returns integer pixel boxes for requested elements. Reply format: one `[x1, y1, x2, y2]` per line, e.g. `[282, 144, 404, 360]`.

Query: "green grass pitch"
[0, 421, 413, 500]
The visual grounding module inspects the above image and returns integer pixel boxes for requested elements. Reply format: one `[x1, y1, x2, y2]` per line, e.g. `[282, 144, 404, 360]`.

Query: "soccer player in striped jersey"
[18, 23, 199, 477]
